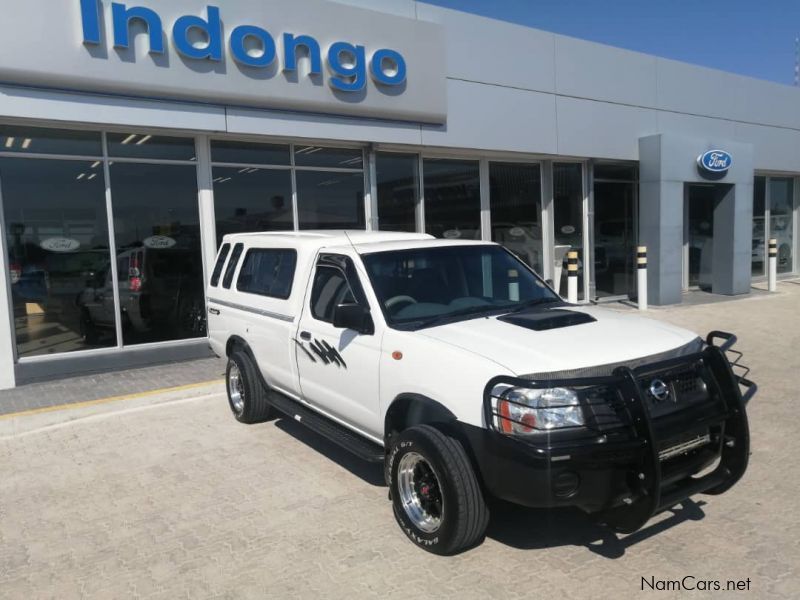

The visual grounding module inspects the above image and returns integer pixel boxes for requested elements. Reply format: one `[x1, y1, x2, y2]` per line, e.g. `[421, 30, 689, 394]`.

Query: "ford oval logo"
[697, 149, 733, 173]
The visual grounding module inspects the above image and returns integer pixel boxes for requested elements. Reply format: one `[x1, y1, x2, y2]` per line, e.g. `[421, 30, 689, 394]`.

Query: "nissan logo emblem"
[649, 379, 671, 402]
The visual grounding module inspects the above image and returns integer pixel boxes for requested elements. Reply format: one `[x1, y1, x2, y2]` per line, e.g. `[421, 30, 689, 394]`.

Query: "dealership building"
[0, 0, 798, 389]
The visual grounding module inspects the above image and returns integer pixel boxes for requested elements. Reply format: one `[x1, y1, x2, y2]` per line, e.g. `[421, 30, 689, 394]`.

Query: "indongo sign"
[0, 1, 446, 122]
[80, 1, 407, 92]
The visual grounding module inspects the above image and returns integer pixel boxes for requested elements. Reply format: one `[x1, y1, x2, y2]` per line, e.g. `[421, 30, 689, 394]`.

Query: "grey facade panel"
[554, 36, 658, 107]
[655, 112, 737, 143]
[556, 96, 658, 160]
[415, 3, 557, 94]
[420, 79, 558, 154]
[225, 107, 424, 146]
[733, 122, 800, 173]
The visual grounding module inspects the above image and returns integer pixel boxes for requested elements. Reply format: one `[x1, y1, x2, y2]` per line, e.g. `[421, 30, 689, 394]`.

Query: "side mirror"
[333, 303, 374, 335]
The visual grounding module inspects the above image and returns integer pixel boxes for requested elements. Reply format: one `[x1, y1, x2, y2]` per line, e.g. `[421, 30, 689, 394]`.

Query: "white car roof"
[219, 230, 497, 253]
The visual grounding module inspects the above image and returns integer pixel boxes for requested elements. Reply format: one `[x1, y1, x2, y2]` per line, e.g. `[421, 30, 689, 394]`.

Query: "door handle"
[300, 331, 312, 341]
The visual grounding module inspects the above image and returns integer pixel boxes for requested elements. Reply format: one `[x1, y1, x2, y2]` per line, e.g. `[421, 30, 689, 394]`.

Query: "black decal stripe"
[320, 339, 347, 369]
[294, 339, 317, 363]
[309, 340, 330, 364]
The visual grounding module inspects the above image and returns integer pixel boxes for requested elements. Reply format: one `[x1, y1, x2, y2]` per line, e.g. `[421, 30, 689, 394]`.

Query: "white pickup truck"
[206, 231, 755, 555]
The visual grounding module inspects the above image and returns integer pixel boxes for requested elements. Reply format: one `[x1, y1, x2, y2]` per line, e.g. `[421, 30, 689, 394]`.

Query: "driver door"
[295, 253, 383, 438]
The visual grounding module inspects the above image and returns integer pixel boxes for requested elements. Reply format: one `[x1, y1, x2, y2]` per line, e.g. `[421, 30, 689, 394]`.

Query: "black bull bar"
[484, 331, 756, 533]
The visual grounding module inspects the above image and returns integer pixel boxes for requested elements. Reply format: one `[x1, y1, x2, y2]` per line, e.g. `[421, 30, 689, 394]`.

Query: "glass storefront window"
[770, 177, 794, 274]
[294, 146, 363, 169]
[376, 152, 418, 233]
[213, 167, 294, 242]
[109, 162, 206, 344]
[594, 163, 638, 299]
[0, 125, 102, 156]
[423, 158, 481, 240]
[211, 140, 291, 166]
[107, 133, 197, 161]
[489, 162, 543, 274]
[553, 163, 585, 299]
[1, 157, 117, 356]
[296, 171, 365, 229]
[752, 176, 766, 277]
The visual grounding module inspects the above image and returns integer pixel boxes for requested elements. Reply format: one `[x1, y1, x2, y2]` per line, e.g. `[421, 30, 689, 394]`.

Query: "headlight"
[493, 385, 584, 434]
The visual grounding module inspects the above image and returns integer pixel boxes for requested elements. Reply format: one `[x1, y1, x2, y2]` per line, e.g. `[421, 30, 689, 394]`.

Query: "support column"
[195, 135, 217, 286]
[0, 188, 16, 389]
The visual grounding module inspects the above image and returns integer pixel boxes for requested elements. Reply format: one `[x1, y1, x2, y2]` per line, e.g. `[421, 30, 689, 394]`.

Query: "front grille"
[637, 363, 710, 418]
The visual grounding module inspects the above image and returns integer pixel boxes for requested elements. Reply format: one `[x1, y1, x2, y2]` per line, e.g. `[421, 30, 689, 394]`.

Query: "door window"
[310, 266, 356, 323]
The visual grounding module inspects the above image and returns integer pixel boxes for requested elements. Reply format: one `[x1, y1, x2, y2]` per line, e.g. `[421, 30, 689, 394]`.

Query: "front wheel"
[388, 425, 489, 555]
[226, 350, 273, 424]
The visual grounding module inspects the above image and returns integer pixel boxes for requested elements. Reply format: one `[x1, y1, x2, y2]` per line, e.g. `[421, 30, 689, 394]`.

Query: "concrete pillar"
[639, 134, 754, 305]
[712, 182, 753, 295]
[0, 203, 16, 389]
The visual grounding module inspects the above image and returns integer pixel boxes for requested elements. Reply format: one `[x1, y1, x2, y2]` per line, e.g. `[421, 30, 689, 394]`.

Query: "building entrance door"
[684, 183, 729, 290]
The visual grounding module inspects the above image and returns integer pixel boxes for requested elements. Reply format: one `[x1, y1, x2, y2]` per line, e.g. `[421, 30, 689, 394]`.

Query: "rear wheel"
[389, 425, 489, 555]
[226, 350, 273, 424]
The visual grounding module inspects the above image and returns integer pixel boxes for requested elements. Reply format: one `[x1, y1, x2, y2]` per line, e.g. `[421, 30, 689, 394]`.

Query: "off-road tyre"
[388, 424, 489, 555]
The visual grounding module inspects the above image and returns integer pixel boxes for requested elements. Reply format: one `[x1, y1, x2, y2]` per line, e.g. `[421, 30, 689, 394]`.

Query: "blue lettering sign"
[111, 3, 165, 54]
[230, 26, 277, 68]
[328, 42, 367, 92]
[173, 6, 223, 61]
[371, 49, 407, 86]
[697, 149, 733, 173]
[283, 34, 322, 76]
[79, 2, 407, 94]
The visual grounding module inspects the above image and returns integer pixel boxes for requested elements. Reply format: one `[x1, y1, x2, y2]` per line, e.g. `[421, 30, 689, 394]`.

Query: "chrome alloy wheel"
[397, 452, 444, 533]
[228, 362, 245, 415]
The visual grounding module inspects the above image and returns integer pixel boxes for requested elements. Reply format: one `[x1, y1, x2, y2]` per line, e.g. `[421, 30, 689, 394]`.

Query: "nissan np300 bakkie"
[207, 231, 756, 555]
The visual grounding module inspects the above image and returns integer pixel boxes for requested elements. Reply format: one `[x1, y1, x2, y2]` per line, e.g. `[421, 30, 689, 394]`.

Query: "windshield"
[362, 244, 560, 330]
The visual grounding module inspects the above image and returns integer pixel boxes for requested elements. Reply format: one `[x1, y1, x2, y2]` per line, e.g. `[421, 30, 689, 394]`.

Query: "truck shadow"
[273, 417, 385, 487]
[272, 416, 708, 558]
[485, 497, 707, 558]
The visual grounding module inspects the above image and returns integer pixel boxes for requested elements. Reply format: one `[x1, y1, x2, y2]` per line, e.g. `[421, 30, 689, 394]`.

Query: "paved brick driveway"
[1, 284, 799, 598]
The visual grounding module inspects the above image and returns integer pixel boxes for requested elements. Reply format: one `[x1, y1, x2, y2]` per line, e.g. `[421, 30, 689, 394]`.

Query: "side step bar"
[267, 390, 385, 464]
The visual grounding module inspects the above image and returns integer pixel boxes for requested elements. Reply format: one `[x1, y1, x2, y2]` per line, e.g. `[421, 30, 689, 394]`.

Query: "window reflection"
[294, 146, 363, 169]
[752, 176, 766, 277]
[107, 133, 196, 161]
[553, 163, 584, 299]
[423, 159, 481, 240]
[376, 153, 418, 233]
[213, 167, 294, 243]
[1, 158, 116, 356]
[0, 125, 102, 156]
[110, 163, 206, 344]
[296, 171, 365, 229]
[489, 162, 543, 274]
[770, 177, 794, 274]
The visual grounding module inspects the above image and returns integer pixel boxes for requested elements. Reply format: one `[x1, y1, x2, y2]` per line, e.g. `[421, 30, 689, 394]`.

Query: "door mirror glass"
[333, 303, 373, 334]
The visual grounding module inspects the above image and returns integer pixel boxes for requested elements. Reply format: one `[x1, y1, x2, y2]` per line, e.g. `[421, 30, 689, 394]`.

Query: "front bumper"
[467, 331, 755, 533]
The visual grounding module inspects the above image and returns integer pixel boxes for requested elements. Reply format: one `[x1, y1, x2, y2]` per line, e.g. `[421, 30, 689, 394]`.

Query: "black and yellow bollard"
[567, 250, 579, 303]
[637, 246, 648, 310]
[768, 239, 777, 292]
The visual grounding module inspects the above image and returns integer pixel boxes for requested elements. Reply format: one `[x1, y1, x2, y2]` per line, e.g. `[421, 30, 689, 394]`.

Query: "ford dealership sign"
[697, 150, 733, 173]
[0, 0, 446, 123]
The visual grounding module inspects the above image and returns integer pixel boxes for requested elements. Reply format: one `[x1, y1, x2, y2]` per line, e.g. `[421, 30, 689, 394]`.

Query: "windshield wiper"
[503, 297, 562, 315]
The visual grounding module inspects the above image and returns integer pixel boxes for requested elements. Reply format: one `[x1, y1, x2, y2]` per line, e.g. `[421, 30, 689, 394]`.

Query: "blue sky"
[423, 0, 800, 86]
